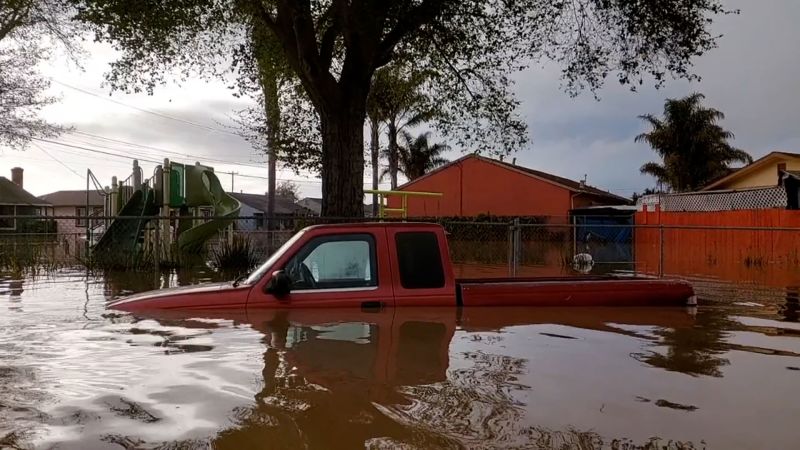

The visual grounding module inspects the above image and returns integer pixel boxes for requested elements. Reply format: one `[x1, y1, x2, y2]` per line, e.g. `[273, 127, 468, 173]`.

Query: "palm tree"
[392, 131, 449, 181]
[637, 93, 752, 192]
[369, 65, 436, 189]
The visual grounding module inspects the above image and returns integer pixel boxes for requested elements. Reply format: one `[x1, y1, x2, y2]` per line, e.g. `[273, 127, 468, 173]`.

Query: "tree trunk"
[369, 117, 380, 217]
[387, 120, 399, 190]
[261, 69, 280, 231]
[320, 105, 366, 217]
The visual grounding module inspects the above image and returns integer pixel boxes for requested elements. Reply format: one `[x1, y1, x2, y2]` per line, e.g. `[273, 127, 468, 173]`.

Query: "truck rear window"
[395, 232, 445, 289]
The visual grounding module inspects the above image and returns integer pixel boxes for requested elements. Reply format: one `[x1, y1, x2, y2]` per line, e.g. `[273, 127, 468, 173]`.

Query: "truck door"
[386, 228, 457, 306]
[248, 230, 395, 308]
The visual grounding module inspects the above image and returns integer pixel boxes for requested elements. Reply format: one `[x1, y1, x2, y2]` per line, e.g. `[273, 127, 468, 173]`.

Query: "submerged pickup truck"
[109, 222, 696, 312]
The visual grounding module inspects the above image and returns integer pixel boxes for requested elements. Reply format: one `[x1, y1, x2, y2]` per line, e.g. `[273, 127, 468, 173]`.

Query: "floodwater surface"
[1, 269, 799, 449]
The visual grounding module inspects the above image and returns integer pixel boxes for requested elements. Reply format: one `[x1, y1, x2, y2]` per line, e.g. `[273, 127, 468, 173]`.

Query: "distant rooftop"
[40, 190, 105, 207]
[0, 177, 50, 206]
[229, 192, 310, 215]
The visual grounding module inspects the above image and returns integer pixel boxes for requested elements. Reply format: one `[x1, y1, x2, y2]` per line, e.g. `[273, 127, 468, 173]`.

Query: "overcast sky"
[1, 0, 798, 200]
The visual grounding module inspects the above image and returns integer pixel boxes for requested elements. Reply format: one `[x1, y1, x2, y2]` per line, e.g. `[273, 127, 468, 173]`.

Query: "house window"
[254, 212, 265, 229]
[75, 207, 87, 227]
[0, 205, 15, 229]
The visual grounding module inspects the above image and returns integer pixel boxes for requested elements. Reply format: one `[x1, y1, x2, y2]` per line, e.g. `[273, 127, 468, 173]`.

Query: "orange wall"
[391, 157, 574, 220]
[635, 209, 800, 287]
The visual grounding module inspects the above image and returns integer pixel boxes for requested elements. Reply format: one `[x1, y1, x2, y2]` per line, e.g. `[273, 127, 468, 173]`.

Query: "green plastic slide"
[93, 187, 159, 257]
[176, 168, 241, 252]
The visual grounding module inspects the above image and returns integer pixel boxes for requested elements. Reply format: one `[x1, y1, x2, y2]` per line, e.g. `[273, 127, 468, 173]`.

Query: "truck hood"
[109, 282, 251, 312]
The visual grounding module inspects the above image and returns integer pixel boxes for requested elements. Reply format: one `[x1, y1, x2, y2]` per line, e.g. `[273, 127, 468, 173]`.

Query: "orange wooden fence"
[635, 209, 800, 288]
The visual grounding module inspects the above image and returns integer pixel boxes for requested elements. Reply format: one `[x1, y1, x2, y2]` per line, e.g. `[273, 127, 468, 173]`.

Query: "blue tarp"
[573, 215, 633, 244]
[572, 212, 634, 263]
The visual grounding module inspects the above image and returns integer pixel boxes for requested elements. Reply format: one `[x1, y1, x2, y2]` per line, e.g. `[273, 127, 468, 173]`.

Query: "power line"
[31, 137, 333, 186]
[50, 83, 328, 179]
[66, 129, 324, 178]
[51, 79, 245, 137]
[30, 135, 383, 188]
[33, 137, 163, 164]
[67, 130, 273, 170]
[32, 144, 141, 171]
[31, 142, 84, 180]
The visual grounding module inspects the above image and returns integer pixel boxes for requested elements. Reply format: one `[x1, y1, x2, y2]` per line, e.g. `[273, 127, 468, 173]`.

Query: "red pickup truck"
[109, 222, 696, 312]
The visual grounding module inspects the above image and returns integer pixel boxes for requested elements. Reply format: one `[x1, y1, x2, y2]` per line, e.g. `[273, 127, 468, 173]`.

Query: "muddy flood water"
[2, 269, 800, 449]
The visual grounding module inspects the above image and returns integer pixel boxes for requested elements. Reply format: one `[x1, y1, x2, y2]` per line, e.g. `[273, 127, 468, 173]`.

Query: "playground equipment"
[365, 189, 443, 218]
[91, 159, 241, 259]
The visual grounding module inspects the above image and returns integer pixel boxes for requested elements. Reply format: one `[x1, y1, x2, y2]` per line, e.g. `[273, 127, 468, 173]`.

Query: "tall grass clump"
[212, 234, 258, 273]
[0, 237, 64, 274]
[87, 245, 208, 271]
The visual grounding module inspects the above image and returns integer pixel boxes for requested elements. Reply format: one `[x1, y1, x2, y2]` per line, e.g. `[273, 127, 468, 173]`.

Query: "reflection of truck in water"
[140, 307, 695, 449]
[110, 223, 696, 312]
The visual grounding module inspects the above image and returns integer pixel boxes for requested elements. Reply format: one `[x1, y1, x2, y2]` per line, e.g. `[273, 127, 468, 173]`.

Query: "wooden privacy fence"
[636, 209, 800, 288]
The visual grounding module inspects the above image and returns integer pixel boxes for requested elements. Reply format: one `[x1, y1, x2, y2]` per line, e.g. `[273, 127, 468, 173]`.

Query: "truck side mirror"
[266, 270, 291, 298]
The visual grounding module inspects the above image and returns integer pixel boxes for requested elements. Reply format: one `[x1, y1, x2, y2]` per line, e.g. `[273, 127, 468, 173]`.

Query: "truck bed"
[456, 275, 695, 307]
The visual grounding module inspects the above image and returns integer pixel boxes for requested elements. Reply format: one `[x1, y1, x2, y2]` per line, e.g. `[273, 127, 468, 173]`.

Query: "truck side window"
[284, 234, 378, 291]
[395, 232, 445, 289]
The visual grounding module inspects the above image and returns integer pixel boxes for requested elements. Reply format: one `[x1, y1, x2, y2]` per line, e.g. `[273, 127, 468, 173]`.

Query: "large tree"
[0, 0, 81, 148]
[74, 0, 732, 216]
[637, 93, 752, 192]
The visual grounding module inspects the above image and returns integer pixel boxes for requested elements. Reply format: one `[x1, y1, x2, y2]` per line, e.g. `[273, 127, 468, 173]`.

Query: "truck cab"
[246, 223, 457, 308]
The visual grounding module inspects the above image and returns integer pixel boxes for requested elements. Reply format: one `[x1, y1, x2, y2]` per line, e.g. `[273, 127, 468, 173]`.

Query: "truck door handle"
[361, 301, 384, 312]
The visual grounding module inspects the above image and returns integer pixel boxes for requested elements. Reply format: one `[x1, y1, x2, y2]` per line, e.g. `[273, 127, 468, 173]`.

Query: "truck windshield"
[242, 230, 306, 285]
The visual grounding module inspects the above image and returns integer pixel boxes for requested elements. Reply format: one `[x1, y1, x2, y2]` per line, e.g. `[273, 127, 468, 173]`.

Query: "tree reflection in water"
[632, 308, 732, 377]
[780, 286, 800, 322]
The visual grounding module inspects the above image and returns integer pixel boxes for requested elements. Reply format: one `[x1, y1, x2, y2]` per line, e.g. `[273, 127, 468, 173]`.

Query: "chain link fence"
[2, 214, 800, 289]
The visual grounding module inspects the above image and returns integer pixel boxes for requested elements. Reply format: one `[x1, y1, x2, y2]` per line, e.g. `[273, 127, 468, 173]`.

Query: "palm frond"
[639, 162, 668, 182]
[728, 148, 753, 164]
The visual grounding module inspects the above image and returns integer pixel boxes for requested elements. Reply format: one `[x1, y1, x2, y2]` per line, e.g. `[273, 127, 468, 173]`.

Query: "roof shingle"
[0, 177, 50, 206]
[39, 190, 105, 206]
[488, 157, 628, 201]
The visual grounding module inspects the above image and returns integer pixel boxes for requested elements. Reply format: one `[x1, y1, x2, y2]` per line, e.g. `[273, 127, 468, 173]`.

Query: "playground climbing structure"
[91, 159, 241, 261]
